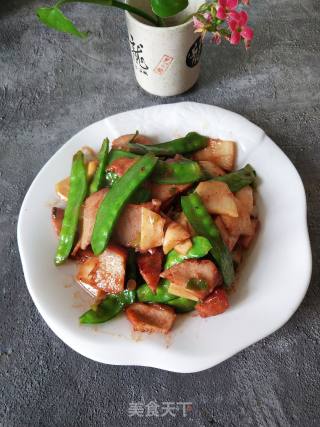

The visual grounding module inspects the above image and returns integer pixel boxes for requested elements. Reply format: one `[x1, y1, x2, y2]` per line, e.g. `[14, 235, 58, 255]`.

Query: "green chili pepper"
[80, 290, 136, 324]
[181, 193, 235, 286]
[55, 151, 88, 265]
[89, 138, 109, 194]
[164, 236, 212, 269]
[210, 164, 257, 192]
[128, 132, 208, 156]
[91, 153, 158, 255]
[105, 148, 148, 199]
[167, 298, 196, 313]
[137, 284, 196, 313]
[106, 149, 139, 166]
[137, 280, 176, 303]
[105, 170, 151, 203]
[151, 159, 205, 184]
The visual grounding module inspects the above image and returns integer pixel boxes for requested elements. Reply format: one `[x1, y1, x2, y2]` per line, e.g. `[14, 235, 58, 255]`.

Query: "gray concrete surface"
[0, 0, 319, 425]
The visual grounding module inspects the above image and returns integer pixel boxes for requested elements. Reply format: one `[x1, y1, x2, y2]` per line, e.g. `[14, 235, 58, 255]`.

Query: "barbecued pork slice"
[80, 188, 109, 250]
[96, 245, 127, 294]
[150, 183, 191, 203]
[240, 218, 259, 249]
[106, 157, 137, 177]
[76, 244, 127, 296]
[215, 216, 239, 252]
[76, 256, 107, 301]
[195, 288, 229, 317]
[221, 197, 252, 237]
[137, 249, 163, 292]
[195, 181, 238, 217]
[125, 303, 176, 334]
[140, 207, 165, 251]
[113, 201, 162, 249]
[160, 259, 221, 301]
[111, 134, 152, 150]
[113, 204, 142, 248]
[193, 139, 236, 171]
[162, 221, 191, 254]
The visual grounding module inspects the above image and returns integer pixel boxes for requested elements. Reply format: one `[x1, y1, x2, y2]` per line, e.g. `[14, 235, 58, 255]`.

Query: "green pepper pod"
[167, 298, 196, 313]
[128, 132, 208, 157]
[89, 138, 109, 194]
[151, 159, 205, 184]
[91, 153, 158, 255]
[80, 290, 136, 324]
[137, 280, 176, 303]
[105, 170, 151, 203]
[164, 236, 212, 269]
[210, 164, 257, 192]
[181, 193, 235, 286]
[106, 149, 139, 165]
[55, 151, 88, 265]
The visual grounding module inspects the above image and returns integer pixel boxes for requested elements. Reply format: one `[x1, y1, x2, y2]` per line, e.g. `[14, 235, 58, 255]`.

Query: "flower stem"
[56, 0, 160, 26]
[110, 0, 159, 25]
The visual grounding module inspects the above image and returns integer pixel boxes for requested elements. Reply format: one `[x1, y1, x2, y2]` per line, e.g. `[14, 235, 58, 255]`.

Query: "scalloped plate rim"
[17, 102, 312, 373]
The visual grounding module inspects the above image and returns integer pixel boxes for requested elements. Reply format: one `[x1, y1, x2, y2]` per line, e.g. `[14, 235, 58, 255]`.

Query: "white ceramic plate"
[18, 102, 312, 373]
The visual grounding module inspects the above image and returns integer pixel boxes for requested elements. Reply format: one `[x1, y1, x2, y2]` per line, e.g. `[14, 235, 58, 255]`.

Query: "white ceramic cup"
[125, 0, 204, 97]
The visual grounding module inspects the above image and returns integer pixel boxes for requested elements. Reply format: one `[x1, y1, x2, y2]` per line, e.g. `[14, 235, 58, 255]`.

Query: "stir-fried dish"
[51, 132, 259, 334]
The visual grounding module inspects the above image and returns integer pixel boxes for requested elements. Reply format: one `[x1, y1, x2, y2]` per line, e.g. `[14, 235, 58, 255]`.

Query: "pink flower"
[203, 12, 212, 21]
[193, 12, 213, 34]
[228, 10, 254, 48]
[193, 16, 204, 32]
[242, 0, 250, 5]
[216, 0, 238, 20]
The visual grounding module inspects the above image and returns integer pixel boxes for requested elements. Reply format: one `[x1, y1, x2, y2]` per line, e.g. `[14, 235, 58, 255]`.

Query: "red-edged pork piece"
[76, 244, 127, 296]
[76, 256, 106, 301]
[215, 216, 239, 251]
[125, 303, 176, 334]
[160, 259, 221, 301]
[80, 188, 108, 250]
[113, 204, 143, 248]
[106, 157, 137, 177]
[114, 203, 163, 250]
[96, 244, 127, 294]
[137, 248, 163, 292]
[193, 138, 236, 171]
[150, 183, 191, 203]
[239, 219, 259, 249]
[221, 198, 252, 237]
[195, 288, 229, 317]
[162, 221, 191, 254]
[111, 134, 152, 150]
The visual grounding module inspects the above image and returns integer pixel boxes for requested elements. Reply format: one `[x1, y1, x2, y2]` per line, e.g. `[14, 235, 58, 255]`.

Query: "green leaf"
[186, 278, 208, 291]
[36, 7, 88, 38]
[151, 0, 188, 18]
